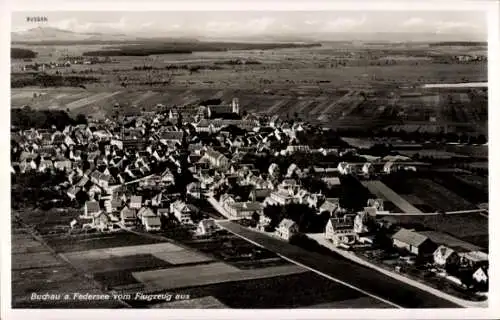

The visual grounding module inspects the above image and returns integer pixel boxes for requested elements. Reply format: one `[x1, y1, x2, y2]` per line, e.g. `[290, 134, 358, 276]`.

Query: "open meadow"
[380, 212, 488, 250]
[11, 225, 124, 308]
[11, 41, 487, 134]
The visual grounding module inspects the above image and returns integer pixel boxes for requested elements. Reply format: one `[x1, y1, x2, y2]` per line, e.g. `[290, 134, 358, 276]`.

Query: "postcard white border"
[2, 1, 499, 319]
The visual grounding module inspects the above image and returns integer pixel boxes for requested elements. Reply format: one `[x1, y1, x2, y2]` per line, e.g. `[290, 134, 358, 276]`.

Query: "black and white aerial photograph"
[4, 2, 499, 318]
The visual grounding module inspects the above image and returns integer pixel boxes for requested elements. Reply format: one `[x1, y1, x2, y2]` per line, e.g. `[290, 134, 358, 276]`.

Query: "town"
[11, 96, 488, 308]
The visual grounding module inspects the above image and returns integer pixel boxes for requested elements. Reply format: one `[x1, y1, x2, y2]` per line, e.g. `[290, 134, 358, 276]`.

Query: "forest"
[11, 48, 37, 59]
[11, 106, 87, 130]
[82, 41, 322, 56]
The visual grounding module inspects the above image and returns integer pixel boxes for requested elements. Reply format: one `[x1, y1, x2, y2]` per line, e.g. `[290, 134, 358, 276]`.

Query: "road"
[217, 220, 461, 309]
[306, 233, 486, 308]
[375, 209, 488, 217]
[108, 174, 155, 191]
[362, 180, 423, 214]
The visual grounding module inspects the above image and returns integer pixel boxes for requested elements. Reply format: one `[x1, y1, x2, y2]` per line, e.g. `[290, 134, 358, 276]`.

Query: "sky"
[11, 11, 487, 38]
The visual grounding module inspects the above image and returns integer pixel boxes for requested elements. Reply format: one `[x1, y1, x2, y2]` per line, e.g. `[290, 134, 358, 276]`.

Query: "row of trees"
[11, 171, 69, 210]
[337, 126, 488, 145]
[11, 73, 99, 88]
[11, 48, 37, 59]
[258, 203, 330, 233]
[11, 106, 87, 130]
[82, 41, 321, 57]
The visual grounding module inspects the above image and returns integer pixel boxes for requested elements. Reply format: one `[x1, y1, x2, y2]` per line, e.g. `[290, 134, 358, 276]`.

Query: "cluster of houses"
[20, 56, 115, 72]
[73, 191, 208, 233]
[337, 159, 418, 176]
[453, 54, 487, 62]
[391, 227, 488, 288]
[12, 95, 488, 290]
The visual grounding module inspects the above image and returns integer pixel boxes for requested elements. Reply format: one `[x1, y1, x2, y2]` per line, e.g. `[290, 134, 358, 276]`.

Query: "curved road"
[217, 220, 461, 309]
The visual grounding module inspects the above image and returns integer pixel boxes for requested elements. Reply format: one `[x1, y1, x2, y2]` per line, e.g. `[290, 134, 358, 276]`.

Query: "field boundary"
[306, 233, 486, 308]
[216, 221, 403, 309]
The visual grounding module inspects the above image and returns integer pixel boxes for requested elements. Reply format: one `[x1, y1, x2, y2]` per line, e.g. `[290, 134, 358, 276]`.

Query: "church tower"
[232, 98, 240, 115]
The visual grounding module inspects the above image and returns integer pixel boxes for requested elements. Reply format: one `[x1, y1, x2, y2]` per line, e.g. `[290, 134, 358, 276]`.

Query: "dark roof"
[209, 105, 233, 114]
[120, 207, 136, 219]
[250, 189, 272, 200]
[111, 199, 123, 209]
[279, 218, 297, 229]
[85, 201, 100, 213]
[328, 216, 354, 231]
[158, 131, 184, 141]
[392, 228, 430, 247]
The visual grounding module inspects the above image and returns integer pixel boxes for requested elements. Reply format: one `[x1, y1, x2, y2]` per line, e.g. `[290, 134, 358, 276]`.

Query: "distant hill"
[11, 26, 486, 45]
[11, 26, 133, 43]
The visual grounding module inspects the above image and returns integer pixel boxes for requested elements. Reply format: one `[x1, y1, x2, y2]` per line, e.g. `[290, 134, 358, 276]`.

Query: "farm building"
[458, 251, 488, 269]
[392, 228, 437, 257]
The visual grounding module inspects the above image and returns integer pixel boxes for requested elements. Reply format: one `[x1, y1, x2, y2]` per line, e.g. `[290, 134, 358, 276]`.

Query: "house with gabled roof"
[433, 245, 460, 267]
[187, 182, 203, 199]
[88, 183, 103, 200]
[161, 168, 175, 185]
[158, 130, 184, 145]
[137, 207, 156, 223]
[19, 157, 37, 173]
[143, 215, 161, 232]
[38, 159, 54, 173]
[392, 228, 437, 257]
[318, 198, 340, 215]
[90, 170, 102, 184]
[458, 251, 488, 269]
[276, 218, 299, 241]
[98, 174, 115, 189]
[226, 201, 263, 219]
[66, 186, 81, 201]
[120, 207, 137, 227]
[54, 158, 72, 172]
[264, 190, 295, 206]
[170, 200, 194, 225]
[248, 189, 272, 202]
[196, 219, 219, 236]
[83, 200, 101, 218]
[305, 193, 325, 209]
[472, 266, 488, 284]
[129, 195, 143, 209]
[92, 211, 111, 231]
[325, 215, 358, 247]
[367, 198, 384, 211]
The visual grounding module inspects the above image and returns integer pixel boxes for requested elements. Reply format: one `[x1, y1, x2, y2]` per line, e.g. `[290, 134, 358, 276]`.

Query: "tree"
[476, 134, 487, 145]
[75, 113, 87, 125]
[264, 204, 283, 230]
[250, 211, 260, 227]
